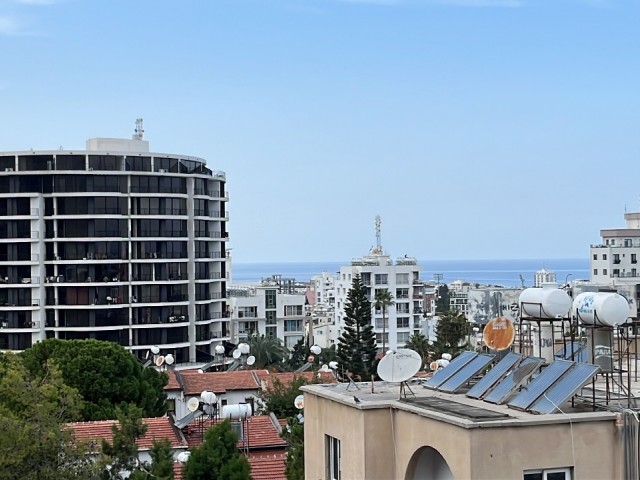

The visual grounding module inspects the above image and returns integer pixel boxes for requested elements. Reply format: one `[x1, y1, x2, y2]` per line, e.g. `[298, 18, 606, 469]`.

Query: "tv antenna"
[374, 215, 382, 254]
[376, 348, 422, 398]
[133, 118, 144, 140]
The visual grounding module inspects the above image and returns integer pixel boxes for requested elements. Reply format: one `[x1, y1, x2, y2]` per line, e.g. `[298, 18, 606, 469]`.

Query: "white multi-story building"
[534, 268, 556, 287]
[311, 271, 336, 307]
[334, 250, 422, 351]
[0, 127, 229, 363]
[227, 280, 306, 349]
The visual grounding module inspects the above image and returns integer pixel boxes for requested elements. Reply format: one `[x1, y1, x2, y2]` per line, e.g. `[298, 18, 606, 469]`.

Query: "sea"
[231, 258, 591, 288]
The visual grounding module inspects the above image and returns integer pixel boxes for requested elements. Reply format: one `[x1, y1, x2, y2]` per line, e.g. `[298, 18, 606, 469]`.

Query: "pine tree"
[432, 311, 468, 359]
[336, 274, 377, 381]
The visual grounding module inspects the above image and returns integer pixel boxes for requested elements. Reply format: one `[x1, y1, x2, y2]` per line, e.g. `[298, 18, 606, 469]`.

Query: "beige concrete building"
[302, 380, 626, 480]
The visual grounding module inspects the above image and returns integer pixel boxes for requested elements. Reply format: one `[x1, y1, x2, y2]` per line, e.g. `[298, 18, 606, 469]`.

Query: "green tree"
[336, 274, 377, 381]
[184, 420, 251, 480]
[405, 332, 431, 368]
[248, 334, 288, 370]
[435, 284, 450, 314]
[21, 339, 168, 420]
[98, 405, 148, 480]
[130, 439, 175, 480]
[374, 288, 395, 353]
[286, 337, 309, 371]
[258, 375, 313, 418]
[0, 353, 95, 480]
[281, 417, 304, 480]
[432, 311, 468, 359]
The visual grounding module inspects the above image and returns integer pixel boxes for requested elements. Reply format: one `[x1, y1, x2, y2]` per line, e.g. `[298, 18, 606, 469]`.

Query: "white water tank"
[222, 403, 252, 420]
[573, 292, 631, 327]
[519, 287, 572, 319]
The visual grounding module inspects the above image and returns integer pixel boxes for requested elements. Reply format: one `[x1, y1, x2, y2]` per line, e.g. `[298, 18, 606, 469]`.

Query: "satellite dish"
[307, 355, 315, 363]
[197, 369, 204, 374]
[320, 364, 330, 372]
[165, 354, 175, 365]
[386, 349, 395, 355]
[150, 345, 160, 355]
[294, 394, 304, 410]
[201, 390, 217, 405]
[329, 361, 338, 370]
[177, 451, 191, 463]
[238, 343, 250, 355]
[377, 348, 422, 382]
[441, 353, 452, 361]
[310, 345, 321, 355]
[246, 355, 256, 366]
[232, 349, 241, 359]
[187, 397, 200, 412]
[155, 355, 165, 367]
[215, 344, 225, 355]
[483, 317, 516, 351]
[429, 361, 439, 371]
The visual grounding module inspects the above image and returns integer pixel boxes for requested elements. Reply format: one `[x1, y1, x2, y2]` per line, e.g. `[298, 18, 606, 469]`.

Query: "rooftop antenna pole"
[375, 215, 382, 254]
[133, 118, 144, 140]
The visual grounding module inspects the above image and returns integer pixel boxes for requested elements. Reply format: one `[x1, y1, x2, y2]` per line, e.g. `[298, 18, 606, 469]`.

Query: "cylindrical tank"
[221, 403, 252, 420]
[573, 292, 631, 327]
[519, 287, 572, 319]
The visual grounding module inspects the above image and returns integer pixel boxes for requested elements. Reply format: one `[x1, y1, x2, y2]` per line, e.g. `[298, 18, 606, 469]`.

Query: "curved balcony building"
[0, 135, 229, 363]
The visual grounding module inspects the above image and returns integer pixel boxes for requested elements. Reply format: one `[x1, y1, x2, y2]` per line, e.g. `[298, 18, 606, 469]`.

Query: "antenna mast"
[375, 215, 382, 254]
[133, 118, 144, 140]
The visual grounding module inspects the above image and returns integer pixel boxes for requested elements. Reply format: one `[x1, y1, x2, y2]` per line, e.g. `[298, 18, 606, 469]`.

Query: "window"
[374, 274, 388, 285]
[614, 254, 621, 264]
[593, 269, 598, 275]
[603, 269, 608, 276]
[396, 288, 409, 299]
[396, 273, 409, 284]
[396, 303, 410, 314]
[265, 289, 276, 309]
[593, 254, 597, 260]
[523, 467, 572, 480]
[375, 318, 388, 329]
[284, 305, 303, 316]
[603, 254, 607, 260]
[325, 435, 341, 480]
[397, 317, 409, 328]
[397, 331, 410, 344]
[632, 254, 637, 264]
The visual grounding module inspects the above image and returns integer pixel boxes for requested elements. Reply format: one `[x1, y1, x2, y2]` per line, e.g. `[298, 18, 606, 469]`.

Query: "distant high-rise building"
[534, 268, 556, 287]
[0, 131, 229, 363]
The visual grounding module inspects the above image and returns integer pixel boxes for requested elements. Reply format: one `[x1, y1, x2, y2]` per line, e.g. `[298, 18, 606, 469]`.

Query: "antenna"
[133, 118, 144, 140]
[375, 215, 382, 254]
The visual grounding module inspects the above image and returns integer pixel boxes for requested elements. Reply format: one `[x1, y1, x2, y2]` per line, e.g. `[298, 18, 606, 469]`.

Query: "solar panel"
[555, 342, 588, 363]
[174, 409, 203, 429]
[423, 351, 478, 390]
[507, 360, 575, 411]
[529, 363, 600, 414]
[483, 357, 545, 405]
[466, 352, 523, 399]
[438, 354, 496, 393]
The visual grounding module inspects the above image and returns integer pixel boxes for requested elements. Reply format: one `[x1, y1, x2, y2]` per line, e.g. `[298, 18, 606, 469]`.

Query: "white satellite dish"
[165, 354, 175, 365]
[310, 344, 321, 355]
[238, 342, 250, 355]
[246, 355, 256, 366]
[294, 394, 304, 410]
[155, 355, 165, 367]
[201, 390, 217, 405]
[232, 349, 241, 359]
[215, 344, 225, 355]
[329, 361, 338, 370]
[376, 348, 422, 383]
[177, 451, 191, 463]
[197, 369, 204, 374]
[320, 364, 330, 372]
[441, 353, 452, 361]
[187, 397, 200, 412]
[150, 345, 160, 355]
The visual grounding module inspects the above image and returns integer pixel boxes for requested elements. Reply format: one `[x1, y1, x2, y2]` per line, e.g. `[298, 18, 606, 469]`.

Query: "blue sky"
[1, 0, 638, 263]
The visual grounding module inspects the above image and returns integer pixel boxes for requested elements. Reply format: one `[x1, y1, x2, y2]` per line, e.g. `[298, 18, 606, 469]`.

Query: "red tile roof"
[248, 451, 287, 480]
[179, 370, 260, 396]
[254, 371, 336, 390]
[165, 370, 182, 390]
[67, 416, 187, 451]
[182, 415, 286, 450]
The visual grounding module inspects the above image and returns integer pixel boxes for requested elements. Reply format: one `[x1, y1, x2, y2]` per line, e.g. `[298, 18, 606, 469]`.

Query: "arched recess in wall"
[405, 445, 454, 480]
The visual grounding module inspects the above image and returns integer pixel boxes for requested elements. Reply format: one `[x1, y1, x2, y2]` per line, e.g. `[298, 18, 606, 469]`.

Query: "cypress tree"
[336, 274, 377, 380]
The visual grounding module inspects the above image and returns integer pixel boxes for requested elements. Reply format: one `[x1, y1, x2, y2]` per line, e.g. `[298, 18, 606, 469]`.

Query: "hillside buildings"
[0, 128, 228, 362]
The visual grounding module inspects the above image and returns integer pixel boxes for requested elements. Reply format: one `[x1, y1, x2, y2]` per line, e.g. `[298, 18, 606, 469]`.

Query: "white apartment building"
[310, 271, 336, 307]
[0, 129, 228, 363]
[227, 283, 306, 349]
[334, 250, 422, 351]
[534, 268, 557, 287]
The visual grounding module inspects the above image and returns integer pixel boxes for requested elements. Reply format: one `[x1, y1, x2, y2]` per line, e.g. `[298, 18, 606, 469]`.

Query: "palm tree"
[248, 334, 289, 370]
[374, 288, 395, 353]
[405, 332, 431, 369]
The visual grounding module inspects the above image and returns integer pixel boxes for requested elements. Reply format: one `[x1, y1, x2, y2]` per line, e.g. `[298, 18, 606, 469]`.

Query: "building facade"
[334, 251, 423, 351]
[0, 135, 228, 362]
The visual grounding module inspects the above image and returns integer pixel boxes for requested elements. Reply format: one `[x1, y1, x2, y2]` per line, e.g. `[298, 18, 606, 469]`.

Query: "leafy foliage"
[435, 284, 450, 314]
[336, 274, 377, 381]
[21, 339, 168, 420]
[287, 338, 309, 371]
[258, 375, 313, 418]
[98, 405, 148, 480]
[248, 334, 289, 370]
[0, 353, 95, 479]
[184, 420, 251, 480]
[281, 417, 304, 480]
[130, 439, 175, 480]
[432, 311, 469, 359]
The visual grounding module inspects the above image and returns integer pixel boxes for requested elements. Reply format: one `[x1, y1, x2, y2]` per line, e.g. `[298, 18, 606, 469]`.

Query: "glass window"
[325, 435, 341, 480]
[396, 273, 409, 284]
[265, 289, 277, 309]
[375, 274, 388, 285]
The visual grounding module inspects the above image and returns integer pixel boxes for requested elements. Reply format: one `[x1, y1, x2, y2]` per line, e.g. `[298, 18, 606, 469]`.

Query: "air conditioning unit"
[5, 168, 13, 172]
[159, 169, 167, 173]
